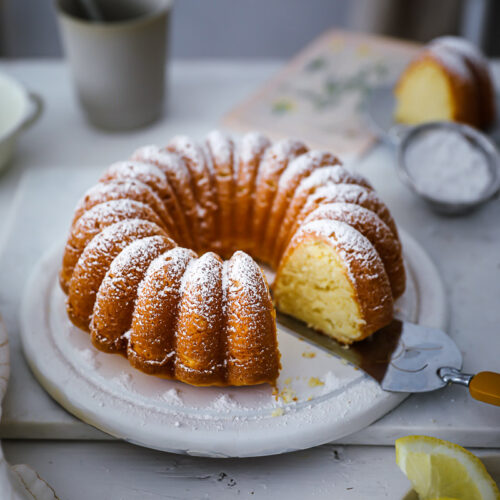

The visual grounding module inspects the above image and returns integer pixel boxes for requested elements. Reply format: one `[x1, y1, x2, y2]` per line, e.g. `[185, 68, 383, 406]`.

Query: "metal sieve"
[396, 121, 500, 215]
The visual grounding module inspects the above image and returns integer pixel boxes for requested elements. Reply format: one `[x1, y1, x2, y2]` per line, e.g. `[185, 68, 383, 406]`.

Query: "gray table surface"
[0, 59, 499, 499]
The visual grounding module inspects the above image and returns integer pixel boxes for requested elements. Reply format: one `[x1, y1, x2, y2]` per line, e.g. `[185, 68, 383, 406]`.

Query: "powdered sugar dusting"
[79, 198, 154, 222]
[206, 130, 233, 167]
[319, 371, 344, 395]
[304, 183, 397, 237]
[79, 348, 100, 369]
[104, 160, 167, 184]
[162, 388, 183, 405]
[427, 44, 471, 79]
[299, 165, 371, 193]
[106, 236, 172, 282]
[132, 145, 192, 187]
[209, 394, 242, 412]
[113, 372, 133, 390]
[167, 136, 207, 177]
[146, 246, 196, 281]
[299, 218, 375, 254]
[167, 135, 218, 240]
[228, 251, 266, 302]
[305, 202, 379, 228]
[431, 36, 488, 68]
[260, 138, 308, 176]
[72, 199, 163, 242]
[278, 150, 340, 188]
[73, 179, 172, 229]
[238, 132, 271, 164]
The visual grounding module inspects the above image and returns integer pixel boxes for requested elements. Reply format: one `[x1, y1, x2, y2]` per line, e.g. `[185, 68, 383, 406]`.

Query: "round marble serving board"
[20, 230, 446, 458]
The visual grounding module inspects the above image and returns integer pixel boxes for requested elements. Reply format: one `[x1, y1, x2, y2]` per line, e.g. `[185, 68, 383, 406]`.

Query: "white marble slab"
[0, 61, 499, 447]
[3, 440, 498, 500]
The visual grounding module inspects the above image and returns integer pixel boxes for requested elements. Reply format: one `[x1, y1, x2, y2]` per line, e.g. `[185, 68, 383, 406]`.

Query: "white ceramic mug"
[55, 0, 173, 131]
[0, 73, 43, 172]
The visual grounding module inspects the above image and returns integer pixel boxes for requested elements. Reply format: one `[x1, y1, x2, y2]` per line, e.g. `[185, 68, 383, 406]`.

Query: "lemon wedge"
[396, 435, 500, 500]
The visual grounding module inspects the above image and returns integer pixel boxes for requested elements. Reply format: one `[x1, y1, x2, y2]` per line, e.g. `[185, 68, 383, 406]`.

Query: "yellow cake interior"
[273, 240, 365, 343]
[395, 61, 454, 125]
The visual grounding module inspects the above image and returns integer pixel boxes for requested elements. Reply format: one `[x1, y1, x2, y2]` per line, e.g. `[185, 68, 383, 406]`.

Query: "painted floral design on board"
[224, 31, 419, 156]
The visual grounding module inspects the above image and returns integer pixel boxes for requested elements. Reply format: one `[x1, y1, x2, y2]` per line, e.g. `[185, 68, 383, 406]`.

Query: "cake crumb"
[280, 386, 296, 404]
[271, 408, 284, 417]
[283, 377, 292, 385]
[302, 351, 316, 358]
[308, 377, 325, 388]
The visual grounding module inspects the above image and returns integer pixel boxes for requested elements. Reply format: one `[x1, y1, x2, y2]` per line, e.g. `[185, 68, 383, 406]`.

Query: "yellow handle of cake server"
[469, 371, 500, 407]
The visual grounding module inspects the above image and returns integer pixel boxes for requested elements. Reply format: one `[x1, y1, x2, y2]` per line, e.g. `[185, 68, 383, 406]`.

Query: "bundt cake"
[394, 36, 496, 129]
[61, 130, 404, 387]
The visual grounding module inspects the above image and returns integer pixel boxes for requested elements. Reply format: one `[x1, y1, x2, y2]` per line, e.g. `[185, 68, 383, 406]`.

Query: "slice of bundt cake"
[273, 219, 394, 344]
[61, 130, 405, 387]
[394, 36, 495, 129]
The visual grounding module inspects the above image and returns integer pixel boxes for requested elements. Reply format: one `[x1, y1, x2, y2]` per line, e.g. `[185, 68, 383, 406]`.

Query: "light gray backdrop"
[0, 0, 498, 58]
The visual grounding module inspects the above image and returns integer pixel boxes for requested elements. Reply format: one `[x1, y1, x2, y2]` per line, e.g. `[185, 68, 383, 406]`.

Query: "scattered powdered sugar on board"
[162, 388, 183, 405]
[319, 371, 344, 395]
[112, 372, 133, 390]
[208, 394, 242, 412]
[404, 128, 491, 202]
[78, 348, 101, 369]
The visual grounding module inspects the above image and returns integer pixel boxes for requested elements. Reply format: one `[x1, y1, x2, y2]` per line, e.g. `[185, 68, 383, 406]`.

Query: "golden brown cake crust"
[273, 166, 374, 266]
[293, 183, 399, 244]
[233, 132, 271, 252]
[99, 161, 188, 246]
[131, 145, 198, 248]
[72, 180, 174, 234]
[263, 150, 341, 262]
[60, 199, 165, 294]
[205, 131, 236, 256]
[174, 252, 226, 385]
[67, 219, 167, 331]
[90, 235, 175, 353]
[251, 138, 308, 261]
[128, 247, 197, 376]
[166, 136, 218, 252]
[225, 252, 280, 385]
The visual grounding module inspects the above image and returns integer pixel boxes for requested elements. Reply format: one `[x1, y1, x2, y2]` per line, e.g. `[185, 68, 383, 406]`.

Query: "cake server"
[276, 312, 500, 406]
